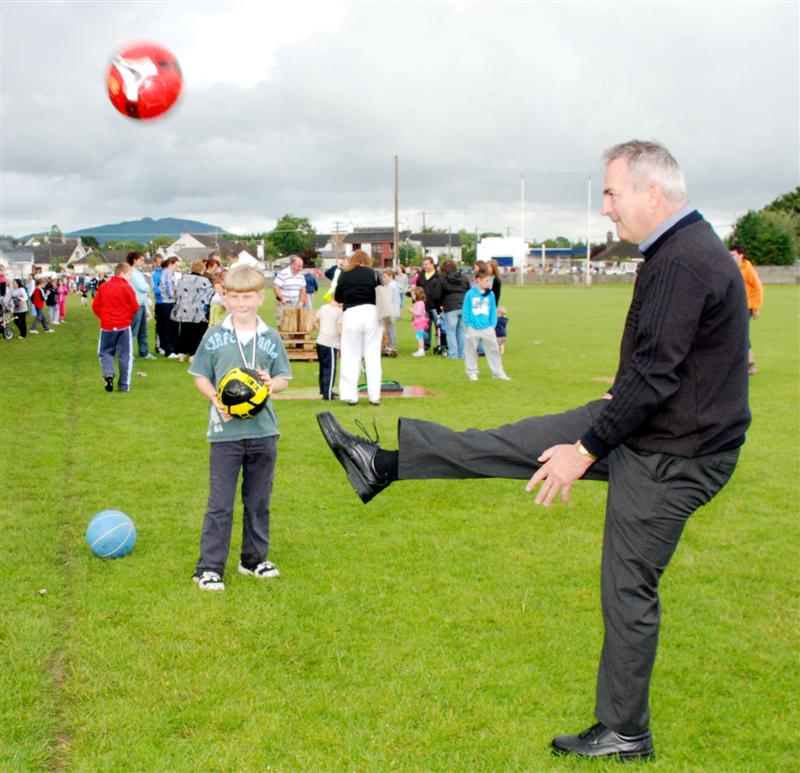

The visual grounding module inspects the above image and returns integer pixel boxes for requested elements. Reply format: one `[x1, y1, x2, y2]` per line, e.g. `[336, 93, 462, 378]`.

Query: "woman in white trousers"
[335, 250, 383, 405]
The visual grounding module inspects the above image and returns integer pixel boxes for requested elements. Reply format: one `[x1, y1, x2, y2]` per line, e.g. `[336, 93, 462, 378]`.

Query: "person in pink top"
[410, 286, 428, 358]
[56, 278, 69, 323]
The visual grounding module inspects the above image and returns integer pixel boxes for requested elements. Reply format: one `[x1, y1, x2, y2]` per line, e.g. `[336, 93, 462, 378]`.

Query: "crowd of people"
[89, 251, 236, 391]
[1, 237, 764, 404]
[308, 253, 513, 405]
[1, 274, 72, 337]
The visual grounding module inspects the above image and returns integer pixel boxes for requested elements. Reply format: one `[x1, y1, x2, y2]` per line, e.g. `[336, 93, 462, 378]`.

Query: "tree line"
[15, 187, 798, 267]
[727, 187, 799, 265]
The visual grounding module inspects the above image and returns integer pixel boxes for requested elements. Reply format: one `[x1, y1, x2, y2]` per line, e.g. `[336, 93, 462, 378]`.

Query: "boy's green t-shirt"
[189, 315, 292, 442]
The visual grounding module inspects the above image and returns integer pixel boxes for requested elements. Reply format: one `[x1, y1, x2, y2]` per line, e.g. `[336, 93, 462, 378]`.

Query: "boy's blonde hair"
[224, 265, 265, 293]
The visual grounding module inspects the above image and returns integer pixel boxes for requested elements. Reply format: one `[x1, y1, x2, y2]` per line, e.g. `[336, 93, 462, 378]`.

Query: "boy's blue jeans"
[196, 435, 278, 577]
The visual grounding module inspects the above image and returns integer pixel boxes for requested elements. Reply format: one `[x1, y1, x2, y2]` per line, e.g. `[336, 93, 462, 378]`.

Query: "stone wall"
[508, 265, 799, 286]
[755, 265, 799, 284]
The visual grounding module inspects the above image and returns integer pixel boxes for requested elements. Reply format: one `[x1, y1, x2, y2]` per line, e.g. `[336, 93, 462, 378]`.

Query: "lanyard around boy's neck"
[232, 322, 257, 370]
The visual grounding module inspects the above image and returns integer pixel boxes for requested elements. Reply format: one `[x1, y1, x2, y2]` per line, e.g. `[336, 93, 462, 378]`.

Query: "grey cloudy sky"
[1, 0, 798, 242]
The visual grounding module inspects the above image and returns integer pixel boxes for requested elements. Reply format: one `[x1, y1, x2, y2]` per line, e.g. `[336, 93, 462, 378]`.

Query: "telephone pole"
[393, 155, 399, 270]
[584, 175, 592, 286]
[333, 220, 344, 261]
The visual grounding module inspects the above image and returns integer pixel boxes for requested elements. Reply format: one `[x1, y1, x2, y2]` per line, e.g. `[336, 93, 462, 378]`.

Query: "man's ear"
[647, 182, 662, 208]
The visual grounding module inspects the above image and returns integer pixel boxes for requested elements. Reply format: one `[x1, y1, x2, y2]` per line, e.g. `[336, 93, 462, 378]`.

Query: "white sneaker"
[492, 373, 512, 381]
[167, 353, 181, 359]
[45, 329, 55, 334]
[30, 329, 39, 334]
[467, 373, 478, 381]
[238, 560, 280, 579]
[411, 349, 425, 357]
[193, 571, 225, 591]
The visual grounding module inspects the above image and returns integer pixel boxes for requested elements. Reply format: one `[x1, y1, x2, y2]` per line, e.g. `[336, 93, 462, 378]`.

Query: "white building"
[477, 237, 528, 270]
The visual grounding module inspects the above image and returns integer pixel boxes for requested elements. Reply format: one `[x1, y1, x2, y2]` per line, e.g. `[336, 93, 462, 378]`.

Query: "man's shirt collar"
[639, 202, 696, 252]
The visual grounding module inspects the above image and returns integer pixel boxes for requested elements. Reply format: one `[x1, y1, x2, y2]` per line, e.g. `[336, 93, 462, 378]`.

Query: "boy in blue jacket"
[462, 269, 510, 381]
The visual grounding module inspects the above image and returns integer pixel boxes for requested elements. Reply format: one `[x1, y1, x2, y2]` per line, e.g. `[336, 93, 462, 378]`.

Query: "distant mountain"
[63, 217, 227, 246]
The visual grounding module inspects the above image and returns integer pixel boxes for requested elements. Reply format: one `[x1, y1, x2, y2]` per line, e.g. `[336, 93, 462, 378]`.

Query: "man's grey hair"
[603, 140, 688, 203]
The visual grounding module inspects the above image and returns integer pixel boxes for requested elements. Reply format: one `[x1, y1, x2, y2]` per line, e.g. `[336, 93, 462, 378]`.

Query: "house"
[165, 233, 260, 266]
[343, 228, 408, 266]
[591, 234, 643, 264]
[315, 233, 347, 263]
[0, 247, 36, 278]
[166, 232, 234, 263]
[69, 248, 130, 277]
[29, 237, 92, 271]
[341, 228, 464, 266]
[408, 232, 462, 263]
[227, 242, 260, 266]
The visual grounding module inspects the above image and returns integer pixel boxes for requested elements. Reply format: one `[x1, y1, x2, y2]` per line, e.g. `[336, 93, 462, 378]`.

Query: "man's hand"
[525, 443, 594, 507]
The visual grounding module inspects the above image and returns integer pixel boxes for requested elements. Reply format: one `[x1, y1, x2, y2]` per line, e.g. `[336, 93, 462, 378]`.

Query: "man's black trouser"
[397, 400, 739, 734]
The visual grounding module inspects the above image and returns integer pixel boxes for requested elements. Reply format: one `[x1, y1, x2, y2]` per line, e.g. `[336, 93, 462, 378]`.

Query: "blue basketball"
[86, 510, 137, 559]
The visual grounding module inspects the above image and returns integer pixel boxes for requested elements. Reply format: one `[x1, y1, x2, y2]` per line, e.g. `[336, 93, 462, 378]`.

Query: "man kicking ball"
[316, 140, 750, 761]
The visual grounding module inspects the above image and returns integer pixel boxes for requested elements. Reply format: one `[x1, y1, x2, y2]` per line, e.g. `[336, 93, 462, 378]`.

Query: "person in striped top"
[272, 256, 307, 325]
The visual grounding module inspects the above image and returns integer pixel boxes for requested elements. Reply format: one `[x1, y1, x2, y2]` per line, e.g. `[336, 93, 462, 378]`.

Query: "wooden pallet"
[280, 330, 318, 361]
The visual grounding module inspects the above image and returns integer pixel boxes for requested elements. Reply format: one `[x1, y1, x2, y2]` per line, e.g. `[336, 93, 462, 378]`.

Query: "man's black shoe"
[551, 722, 654, 761]
[316, 412, 391, 504]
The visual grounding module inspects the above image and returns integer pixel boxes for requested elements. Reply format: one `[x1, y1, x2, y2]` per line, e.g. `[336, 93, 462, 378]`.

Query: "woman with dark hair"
[335, 249, 382, 405]
[439, 259, 470, 359]
[487, 259, 502, 304]
[172, 259, 213, 362]
[204, 253, 222, 280]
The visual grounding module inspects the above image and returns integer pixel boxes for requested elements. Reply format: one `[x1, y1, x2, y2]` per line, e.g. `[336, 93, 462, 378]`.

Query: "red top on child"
[92, 275, 139, 330]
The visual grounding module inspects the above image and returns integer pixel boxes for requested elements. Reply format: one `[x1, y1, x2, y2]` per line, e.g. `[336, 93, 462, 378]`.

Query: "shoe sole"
[192, 577, 224, 591]
[238, 564, 280, 578]
[551, 744, 654, 761]
[316, 412, 373, 504]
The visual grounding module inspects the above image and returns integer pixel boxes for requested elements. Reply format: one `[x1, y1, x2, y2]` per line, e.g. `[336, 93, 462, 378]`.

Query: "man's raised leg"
[317, 399, 610, 503]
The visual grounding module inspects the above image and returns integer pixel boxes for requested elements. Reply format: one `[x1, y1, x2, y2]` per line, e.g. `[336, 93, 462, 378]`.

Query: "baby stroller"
[1, 299, 15, 340]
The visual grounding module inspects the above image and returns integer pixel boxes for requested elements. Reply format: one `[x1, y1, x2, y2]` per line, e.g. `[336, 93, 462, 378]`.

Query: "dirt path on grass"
[46, 317, 87, 772]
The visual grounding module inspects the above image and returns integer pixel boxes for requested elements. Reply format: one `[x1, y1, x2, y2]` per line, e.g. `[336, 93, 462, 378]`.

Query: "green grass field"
[1, 284, 798, 772]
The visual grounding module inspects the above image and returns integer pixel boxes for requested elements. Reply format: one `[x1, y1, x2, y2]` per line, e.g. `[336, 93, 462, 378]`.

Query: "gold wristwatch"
[576, 441, 597, 462]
